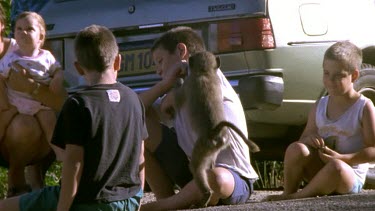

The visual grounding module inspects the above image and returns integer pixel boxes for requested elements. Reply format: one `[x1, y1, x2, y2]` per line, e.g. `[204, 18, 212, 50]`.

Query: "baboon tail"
[212, 121, 260, 152]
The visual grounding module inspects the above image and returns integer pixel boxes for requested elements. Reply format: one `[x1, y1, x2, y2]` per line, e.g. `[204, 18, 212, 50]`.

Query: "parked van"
[39, 0, 375, 160]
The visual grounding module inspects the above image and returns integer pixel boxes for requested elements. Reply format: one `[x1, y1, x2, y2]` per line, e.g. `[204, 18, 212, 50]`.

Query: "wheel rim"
[359, 87, 375, 102]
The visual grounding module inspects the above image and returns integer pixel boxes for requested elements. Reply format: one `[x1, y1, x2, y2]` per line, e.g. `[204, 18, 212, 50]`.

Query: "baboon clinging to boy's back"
[174, 51, 259, 207]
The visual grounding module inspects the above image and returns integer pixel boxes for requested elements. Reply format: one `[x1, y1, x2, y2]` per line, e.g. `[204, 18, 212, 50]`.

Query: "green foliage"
[0, 167, 7, 198]
[45, 162, 62, 186]
[253, 160, 284, 190]
[0, 162, 61, 199]
[0, 0, 12, 36]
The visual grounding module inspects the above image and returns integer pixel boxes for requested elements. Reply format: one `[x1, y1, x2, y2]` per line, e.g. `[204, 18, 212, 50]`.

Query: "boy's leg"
[144, 107, 192, 198]
[211, 167, 254, 205]
[144, 149, 175, 198]
[266, 142, 355, 201]
[35, 110, 64, 161]
[141, 167, 249, 211]
[282, 142, 324, 194]
[285, 159, 356, 199]
[144, 107, 174, 198]
[141, 180, 203, 211]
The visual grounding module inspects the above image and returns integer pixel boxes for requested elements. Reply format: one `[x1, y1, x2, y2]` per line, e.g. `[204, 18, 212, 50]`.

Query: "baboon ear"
[215, 56, 221, 69]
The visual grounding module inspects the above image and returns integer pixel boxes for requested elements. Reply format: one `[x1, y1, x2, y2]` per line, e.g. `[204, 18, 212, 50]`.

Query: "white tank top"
[173, 68, 258, 180]
[316, 95, 369, 183]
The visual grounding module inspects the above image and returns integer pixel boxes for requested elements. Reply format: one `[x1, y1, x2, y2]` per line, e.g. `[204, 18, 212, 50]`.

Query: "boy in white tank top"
[267, 41, 375, 201]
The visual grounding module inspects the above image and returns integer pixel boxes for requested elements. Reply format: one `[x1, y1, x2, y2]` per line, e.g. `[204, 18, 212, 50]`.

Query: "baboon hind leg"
[190, 137, 215, 207]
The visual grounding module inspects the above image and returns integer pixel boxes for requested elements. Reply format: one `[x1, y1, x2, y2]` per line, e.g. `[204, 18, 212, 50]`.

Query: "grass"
[0, 160, 284, 198]
[253, 160, 284, 190]
[0, 162, 62, 199]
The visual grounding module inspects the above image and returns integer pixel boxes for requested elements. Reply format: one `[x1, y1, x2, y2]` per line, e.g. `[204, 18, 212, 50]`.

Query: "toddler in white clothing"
[0, 11, 64, 161]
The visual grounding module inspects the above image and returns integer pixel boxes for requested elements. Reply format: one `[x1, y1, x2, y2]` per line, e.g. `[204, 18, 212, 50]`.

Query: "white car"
[40, 0, 375, 182]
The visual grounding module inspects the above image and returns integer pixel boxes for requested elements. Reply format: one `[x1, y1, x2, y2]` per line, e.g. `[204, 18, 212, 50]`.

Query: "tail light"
[216, 18, 275, 53]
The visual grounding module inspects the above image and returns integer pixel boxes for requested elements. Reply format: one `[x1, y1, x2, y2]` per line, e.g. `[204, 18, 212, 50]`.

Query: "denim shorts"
[155, 125, 254, 204]
[19, 186, 143, 211]
[218, 168, 255, 205]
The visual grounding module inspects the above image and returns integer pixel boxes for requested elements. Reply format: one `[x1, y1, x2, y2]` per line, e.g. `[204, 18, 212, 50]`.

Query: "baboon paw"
[199, 192, 212, 207]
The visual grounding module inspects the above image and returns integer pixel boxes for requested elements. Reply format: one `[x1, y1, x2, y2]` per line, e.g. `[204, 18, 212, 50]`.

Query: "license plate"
[119, 48, 155, 76]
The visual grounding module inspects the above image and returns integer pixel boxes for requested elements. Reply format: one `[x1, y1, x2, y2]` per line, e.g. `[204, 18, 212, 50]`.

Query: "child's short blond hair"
[324, 41, 362, 73]
[15, 11, 46, 47]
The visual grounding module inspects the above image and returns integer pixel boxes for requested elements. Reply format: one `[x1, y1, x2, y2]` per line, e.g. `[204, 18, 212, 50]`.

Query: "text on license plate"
[119, 48, 155, 76]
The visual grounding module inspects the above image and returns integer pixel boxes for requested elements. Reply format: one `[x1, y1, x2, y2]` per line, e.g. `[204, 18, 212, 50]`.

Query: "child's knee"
[285, 142, 313, 157]
[209, 167, 234, 196]
[326, 159, 350, 174]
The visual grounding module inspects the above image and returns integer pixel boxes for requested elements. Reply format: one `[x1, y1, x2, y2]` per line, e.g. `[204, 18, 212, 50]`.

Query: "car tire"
[354, 63, 375, 102]
[355, 63, 375, 189]
[365, 166, 375, 189]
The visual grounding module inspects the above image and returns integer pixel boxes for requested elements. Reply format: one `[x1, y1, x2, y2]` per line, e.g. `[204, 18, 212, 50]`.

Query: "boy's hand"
[300, 134, 325, 149]
[318, 147, 342, 163]
[162, 60, 188, 89]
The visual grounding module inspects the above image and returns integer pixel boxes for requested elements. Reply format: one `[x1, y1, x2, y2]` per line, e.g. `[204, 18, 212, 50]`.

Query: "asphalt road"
[142, 189, 375, 211]
[183, 190, 375, 211]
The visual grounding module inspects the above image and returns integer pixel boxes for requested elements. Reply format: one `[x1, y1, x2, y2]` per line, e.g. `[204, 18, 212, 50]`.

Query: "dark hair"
[15, 12, 46, 47]
[324, 41, 362, 73]
[0, 4, 6, 37]
[151, 26, 205, 55]
[74, 25, 119, 72]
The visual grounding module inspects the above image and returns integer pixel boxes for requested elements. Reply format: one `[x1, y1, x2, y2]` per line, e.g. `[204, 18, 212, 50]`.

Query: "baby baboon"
[174, 51, 260, 207]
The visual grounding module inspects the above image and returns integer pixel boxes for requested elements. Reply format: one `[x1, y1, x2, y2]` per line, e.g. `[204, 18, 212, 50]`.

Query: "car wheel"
[355, 63, 375, 189]
[365, 165, 375, 189]
[355, 63, 375, 102]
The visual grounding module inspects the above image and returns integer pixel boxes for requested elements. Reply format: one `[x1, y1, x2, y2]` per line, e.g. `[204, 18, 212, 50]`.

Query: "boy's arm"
[139, 61, 187, 109]
[298, 102, 325, 149]
[57, 144, 84, 211]
[139, 79, 174, 109]
[139, 141, 145, 190]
